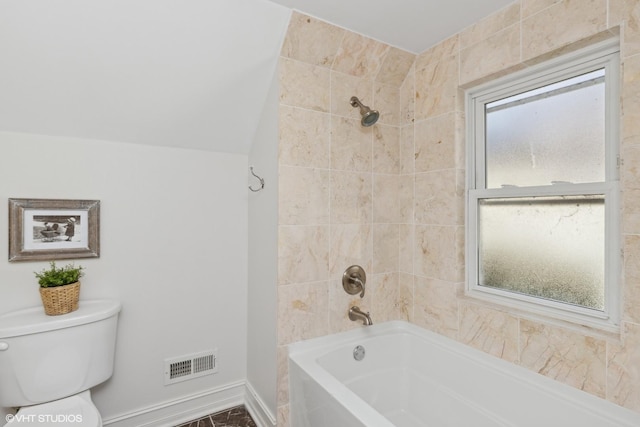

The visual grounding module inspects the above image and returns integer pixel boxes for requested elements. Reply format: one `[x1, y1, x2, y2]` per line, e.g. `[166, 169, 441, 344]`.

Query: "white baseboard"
[244, 381, 276, 427]
[102, 381, 245, 427]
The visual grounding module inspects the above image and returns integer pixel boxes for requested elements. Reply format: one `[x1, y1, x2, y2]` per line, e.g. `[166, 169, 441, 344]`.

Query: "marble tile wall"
[277, 12, 414, 424]
[277, 0, 640, 423]
[411, 0, 640, 414]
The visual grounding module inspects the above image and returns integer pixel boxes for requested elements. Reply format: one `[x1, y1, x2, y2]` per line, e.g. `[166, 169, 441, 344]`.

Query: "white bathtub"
[288, 321, 640, 427]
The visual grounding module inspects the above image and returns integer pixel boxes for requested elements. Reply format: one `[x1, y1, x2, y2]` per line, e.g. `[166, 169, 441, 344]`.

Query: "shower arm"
[350, 96, 379, 127]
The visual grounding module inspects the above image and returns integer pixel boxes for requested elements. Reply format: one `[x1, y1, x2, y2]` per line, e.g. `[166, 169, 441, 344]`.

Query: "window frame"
[465, 39, 621, 331]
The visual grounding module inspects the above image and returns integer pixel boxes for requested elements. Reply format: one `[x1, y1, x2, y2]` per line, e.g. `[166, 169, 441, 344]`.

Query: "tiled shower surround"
[277, 0, 640, 425]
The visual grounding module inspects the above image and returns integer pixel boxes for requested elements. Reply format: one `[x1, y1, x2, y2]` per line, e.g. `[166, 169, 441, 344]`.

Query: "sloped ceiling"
[0, 0, 514, 154]
[0, 0, 291, 154]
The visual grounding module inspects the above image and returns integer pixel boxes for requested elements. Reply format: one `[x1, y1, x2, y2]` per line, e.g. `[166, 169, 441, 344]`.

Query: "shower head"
[350, 96, 379, 127]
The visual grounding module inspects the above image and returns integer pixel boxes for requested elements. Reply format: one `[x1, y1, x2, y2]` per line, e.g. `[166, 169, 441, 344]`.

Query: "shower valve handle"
[343, 265, 366, 298]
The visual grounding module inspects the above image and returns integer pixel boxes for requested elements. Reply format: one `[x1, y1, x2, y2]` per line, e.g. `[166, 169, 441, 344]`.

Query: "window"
[465, 40, 620, 330]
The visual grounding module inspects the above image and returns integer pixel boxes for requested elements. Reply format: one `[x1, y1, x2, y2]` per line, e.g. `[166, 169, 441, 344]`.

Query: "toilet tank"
[0, 299, 121, 407]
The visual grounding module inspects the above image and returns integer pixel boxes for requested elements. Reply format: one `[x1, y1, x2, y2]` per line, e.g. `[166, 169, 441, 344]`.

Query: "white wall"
[246, 68, 279, 423]
[0, 132, 248, 422]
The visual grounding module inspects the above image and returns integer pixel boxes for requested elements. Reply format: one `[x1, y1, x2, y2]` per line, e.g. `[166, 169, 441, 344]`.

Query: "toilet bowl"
[0, 300, 121, 427]
[4, 391, 100, 427]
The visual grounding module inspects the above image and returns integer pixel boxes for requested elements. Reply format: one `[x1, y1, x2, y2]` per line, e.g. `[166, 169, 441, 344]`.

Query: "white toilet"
[0, 299, 121, 427]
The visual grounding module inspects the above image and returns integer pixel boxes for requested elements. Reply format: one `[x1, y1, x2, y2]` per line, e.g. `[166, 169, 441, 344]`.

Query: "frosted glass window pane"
[478, 195, 605, 310]
[485, 69, 605, 188]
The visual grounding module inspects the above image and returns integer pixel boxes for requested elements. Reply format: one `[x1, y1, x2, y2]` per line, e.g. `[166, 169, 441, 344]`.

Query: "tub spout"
[349, 306, 373, 326]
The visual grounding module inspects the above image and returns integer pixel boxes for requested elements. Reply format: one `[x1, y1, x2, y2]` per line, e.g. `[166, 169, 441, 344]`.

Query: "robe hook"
[249, 166, 265, 192]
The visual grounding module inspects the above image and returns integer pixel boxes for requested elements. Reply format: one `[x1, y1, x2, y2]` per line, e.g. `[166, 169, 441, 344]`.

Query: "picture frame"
[8, 198, 100, 262]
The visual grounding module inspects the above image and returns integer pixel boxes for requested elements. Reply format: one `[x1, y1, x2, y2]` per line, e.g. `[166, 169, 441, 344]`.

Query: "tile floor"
[175, 405, 257, 427]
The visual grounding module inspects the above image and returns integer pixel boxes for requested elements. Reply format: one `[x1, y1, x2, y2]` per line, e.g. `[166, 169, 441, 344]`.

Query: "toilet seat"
[4, 393, 101, 427]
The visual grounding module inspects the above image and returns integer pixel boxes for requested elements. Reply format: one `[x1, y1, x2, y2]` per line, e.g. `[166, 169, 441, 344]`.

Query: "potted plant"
[34, 261, 84, 315]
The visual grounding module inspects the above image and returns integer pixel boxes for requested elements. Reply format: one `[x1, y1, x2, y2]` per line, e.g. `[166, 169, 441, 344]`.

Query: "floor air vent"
[164, 349, 218, 385]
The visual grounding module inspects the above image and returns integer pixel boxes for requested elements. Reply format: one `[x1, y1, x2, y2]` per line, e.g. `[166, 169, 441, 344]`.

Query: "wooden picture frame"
[9, 198, 100, 262]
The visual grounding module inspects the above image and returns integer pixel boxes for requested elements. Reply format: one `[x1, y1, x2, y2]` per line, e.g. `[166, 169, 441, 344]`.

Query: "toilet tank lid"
[0, 299, 121, 339]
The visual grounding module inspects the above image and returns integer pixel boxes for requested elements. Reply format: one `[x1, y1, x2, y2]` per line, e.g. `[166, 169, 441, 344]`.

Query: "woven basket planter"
[39, 281, 81, 316]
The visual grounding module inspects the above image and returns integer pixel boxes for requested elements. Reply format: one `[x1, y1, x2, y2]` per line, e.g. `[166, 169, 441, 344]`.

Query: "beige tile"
[622, 140, 640, 233]
[519, 320, 606, 397]
[332, 32, 390, 79]
[414, 170, 458, 226]
[609, 0, 625, 27]
[373, 174, 400, 223]
[372, 223, 399, 274]
[454, 113, 466, 170]
[399, 224, 414, 274]
[398, 272, 414, 322]
[455, 85, 466, 115]
[415, 53, 460, 120]
[624, 0, 640, 57]
[622, 55, 640, 142]
[376, 47, 415, 87]
[280, 12, 345, 67]
[373, 125, 400, 174]
[277, 281, 329, 345]
[277, 345, 289, 405]
[459, 302, 519, 363]
[413, 276, 460, 339]
[610, 0, 640, 57]
[416, 34, 459, 66]
[455, 169, 466, 225]
[621, 141, 640, 187]
[623, 235, 640, 323]
[279, 105, 330, 168]
[623, 189, 640, 234]
[398, 174, 414, 224]
[329, 223, 372, 279]
[370, 272, 403, 323]
[414, 225, 463, 282]
[278, 225, 330, 285]
[460, 24, 521, 86]
[374, 82, 400, 126]
[279, 58, 330, 111]
[521, 0, 562, 17]
[522, 29, 619, 70]
[330, 171, 373, 224]
[278, 166, 330, 225]
[400, 125, 415, 175]
[277, 404, 290, 427]
[455, 225, 465, 274]
[459, 3, 521, 49]
[608, 322, 640, 411]
[414, 113, 457, 173]
[329, 278, 373, 333]
[331, 116, 373, 172]
[400, 65, 415, 126]
[331, 71, 374, 119]
[522, 0, 608, 62]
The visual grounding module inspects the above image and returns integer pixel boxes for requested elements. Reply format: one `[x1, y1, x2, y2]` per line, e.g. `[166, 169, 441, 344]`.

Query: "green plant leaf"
[34, 261, 84, 288]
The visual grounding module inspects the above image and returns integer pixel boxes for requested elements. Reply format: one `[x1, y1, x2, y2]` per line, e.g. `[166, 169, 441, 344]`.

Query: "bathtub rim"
[288, 320, 640, 427]
[288, 324, 396, 427]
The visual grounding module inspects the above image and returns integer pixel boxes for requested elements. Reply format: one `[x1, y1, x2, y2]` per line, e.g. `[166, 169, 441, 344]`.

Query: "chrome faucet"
[349, 306, 373, 326]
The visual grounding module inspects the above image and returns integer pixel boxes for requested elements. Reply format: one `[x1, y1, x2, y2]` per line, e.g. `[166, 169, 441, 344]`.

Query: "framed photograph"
[9, 198, 100, 262]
